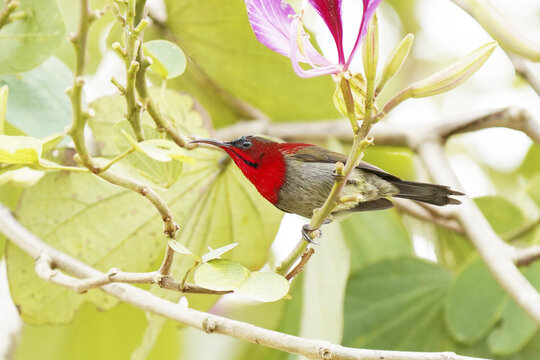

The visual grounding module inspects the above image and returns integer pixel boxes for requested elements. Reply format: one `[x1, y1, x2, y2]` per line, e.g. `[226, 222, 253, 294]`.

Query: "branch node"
[107, 268, 119, 278]
[140, 186, 148, 196]
[318, 347, 332, 359]
[202, 317, 217, 334]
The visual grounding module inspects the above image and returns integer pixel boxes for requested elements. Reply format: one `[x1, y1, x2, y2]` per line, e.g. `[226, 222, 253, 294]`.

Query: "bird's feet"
[302, 224, 319, 244]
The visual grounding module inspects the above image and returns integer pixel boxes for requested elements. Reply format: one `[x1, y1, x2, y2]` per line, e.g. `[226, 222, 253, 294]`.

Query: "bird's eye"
[240, 140, 252, 149]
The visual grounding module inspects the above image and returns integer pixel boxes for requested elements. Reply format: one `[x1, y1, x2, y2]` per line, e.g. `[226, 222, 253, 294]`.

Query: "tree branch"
[417, 140, 540, 325]
[0, 204, 487, 360]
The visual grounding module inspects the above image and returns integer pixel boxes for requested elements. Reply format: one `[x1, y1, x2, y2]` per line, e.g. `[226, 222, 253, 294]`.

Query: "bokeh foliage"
[0, 0, 539, 359]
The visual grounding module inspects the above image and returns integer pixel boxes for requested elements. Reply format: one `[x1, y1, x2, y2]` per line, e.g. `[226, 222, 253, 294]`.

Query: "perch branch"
[0, 204, 487, 360]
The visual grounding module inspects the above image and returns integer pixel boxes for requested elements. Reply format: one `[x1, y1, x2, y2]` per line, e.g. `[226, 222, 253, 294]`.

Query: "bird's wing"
[289, 145, 401, 181]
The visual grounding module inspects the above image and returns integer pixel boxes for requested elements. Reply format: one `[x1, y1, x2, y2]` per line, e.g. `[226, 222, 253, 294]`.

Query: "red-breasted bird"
[191, 135, 463, 241]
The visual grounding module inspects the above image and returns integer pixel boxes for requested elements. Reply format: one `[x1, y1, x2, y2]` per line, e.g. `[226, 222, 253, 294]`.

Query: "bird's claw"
[302, 224, 320, 245]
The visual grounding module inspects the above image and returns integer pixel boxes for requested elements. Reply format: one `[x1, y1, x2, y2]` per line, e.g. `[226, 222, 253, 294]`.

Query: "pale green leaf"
[528, 174, 540, 207]
[519, 144, 540, 179]
[488, 263, 540, 355]
[340, 209, 412, 272]
[0, 57, 72, 137]
[445, 256, 506, 344]
[235, 271, 290, 302]
[138, 139, 194, 164]
[475, 196, 525, 236]
[164, 0, 337, 127]
[14, 303, 149, 360]
[0, 167, 44, 187]
[0, 0, 66, 74]
[114, 121, 184, 188]
[194, 259, 250, 291]
[0, 84, 7, 134]
[144, 40, 186, 80]
[0, 135, 42, 164]
[168, 240, 202, 263]
[301, 224, 349, 343]
[201, 242, 239, 263]
[343, 257, 452, 350]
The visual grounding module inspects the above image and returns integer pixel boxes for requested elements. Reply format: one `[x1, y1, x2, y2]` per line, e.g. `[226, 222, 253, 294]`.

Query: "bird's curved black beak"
[189, 138, 231, 149]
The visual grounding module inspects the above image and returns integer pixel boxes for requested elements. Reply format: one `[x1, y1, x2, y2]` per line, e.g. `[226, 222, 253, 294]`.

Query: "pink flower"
[245, 0, 382, 78]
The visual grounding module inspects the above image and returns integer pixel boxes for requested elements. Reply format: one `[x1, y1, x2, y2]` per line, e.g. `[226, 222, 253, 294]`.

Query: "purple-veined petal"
[345, 0, 382, 67]
[245, 0, 329, 66]
[308, 0, 345, 64]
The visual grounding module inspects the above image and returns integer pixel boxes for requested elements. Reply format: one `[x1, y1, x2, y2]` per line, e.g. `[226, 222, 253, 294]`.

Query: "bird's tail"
[391, 180, 464, 206]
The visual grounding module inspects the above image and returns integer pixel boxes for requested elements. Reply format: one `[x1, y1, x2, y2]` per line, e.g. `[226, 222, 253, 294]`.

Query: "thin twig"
[509, 54, 540, 97]
[285, 248, 315, 281]
[0, 204, 487, 360]
[394, 198, 464, 234]
[33, 253, 229, 295]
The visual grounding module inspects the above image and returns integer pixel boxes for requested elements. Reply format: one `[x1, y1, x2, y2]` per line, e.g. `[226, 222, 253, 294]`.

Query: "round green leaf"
[0, 0, 66, 74]
[235, 271, 290, 302]
[0, 57, 73, 137]
[475, 196, 525, 236]
[194, 259, 250, 291]
[165, 0, 337, 127]
[342, 257, 452, 350]
[143, 40, 186, 80]
[445, 256, 506, 344]
[488, 263, 540, 355]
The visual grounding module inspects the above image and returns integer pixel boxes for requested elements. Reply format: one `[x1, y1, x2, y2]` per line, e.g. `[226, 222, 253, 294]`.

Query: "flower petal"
[346, 0, 382, 67]
[308, 0, 345, 64]
[245, 0, 329, 66]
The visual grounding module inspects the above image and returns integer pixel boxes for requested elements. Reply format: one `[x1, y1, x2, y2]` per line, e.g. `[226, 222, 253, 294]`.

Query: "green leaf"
[475, 196, 525, 236]
[0, 135, 42, 163]
[14, 303, 148, 360]
[0, 84, 7, 134]
[445, 256, 506, 344]
[519, 144, 540, 179]
[0, 0, 66, 74]
[340, 209, 412, 272]
[0, 167, 44, 187]
[164, 0, 337, 127]
[342, 257, 452, 350]
[528, 174, 540, 207]
[194, 259, 250, 291]
[300, 224, 349, 343]
[201, 242, 239, 263]
[168, 240, 202, 263]
[488, 263, 540, 356]
[235, 271, 290, 302]
[144, 40, 186, 80]
[0, 57, 72, 137]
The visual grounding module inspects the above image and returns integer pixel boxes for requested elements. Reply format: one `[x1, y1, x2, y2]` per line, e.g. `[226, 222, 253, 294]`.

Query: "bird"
[190, 135, 463, 242]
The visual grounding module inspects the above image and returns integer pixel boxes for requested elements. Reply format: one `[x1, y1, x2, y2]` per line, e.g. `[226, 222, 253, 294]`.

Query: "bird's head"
[190, 135, 277, 171]
[190, 135, 306, 204]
